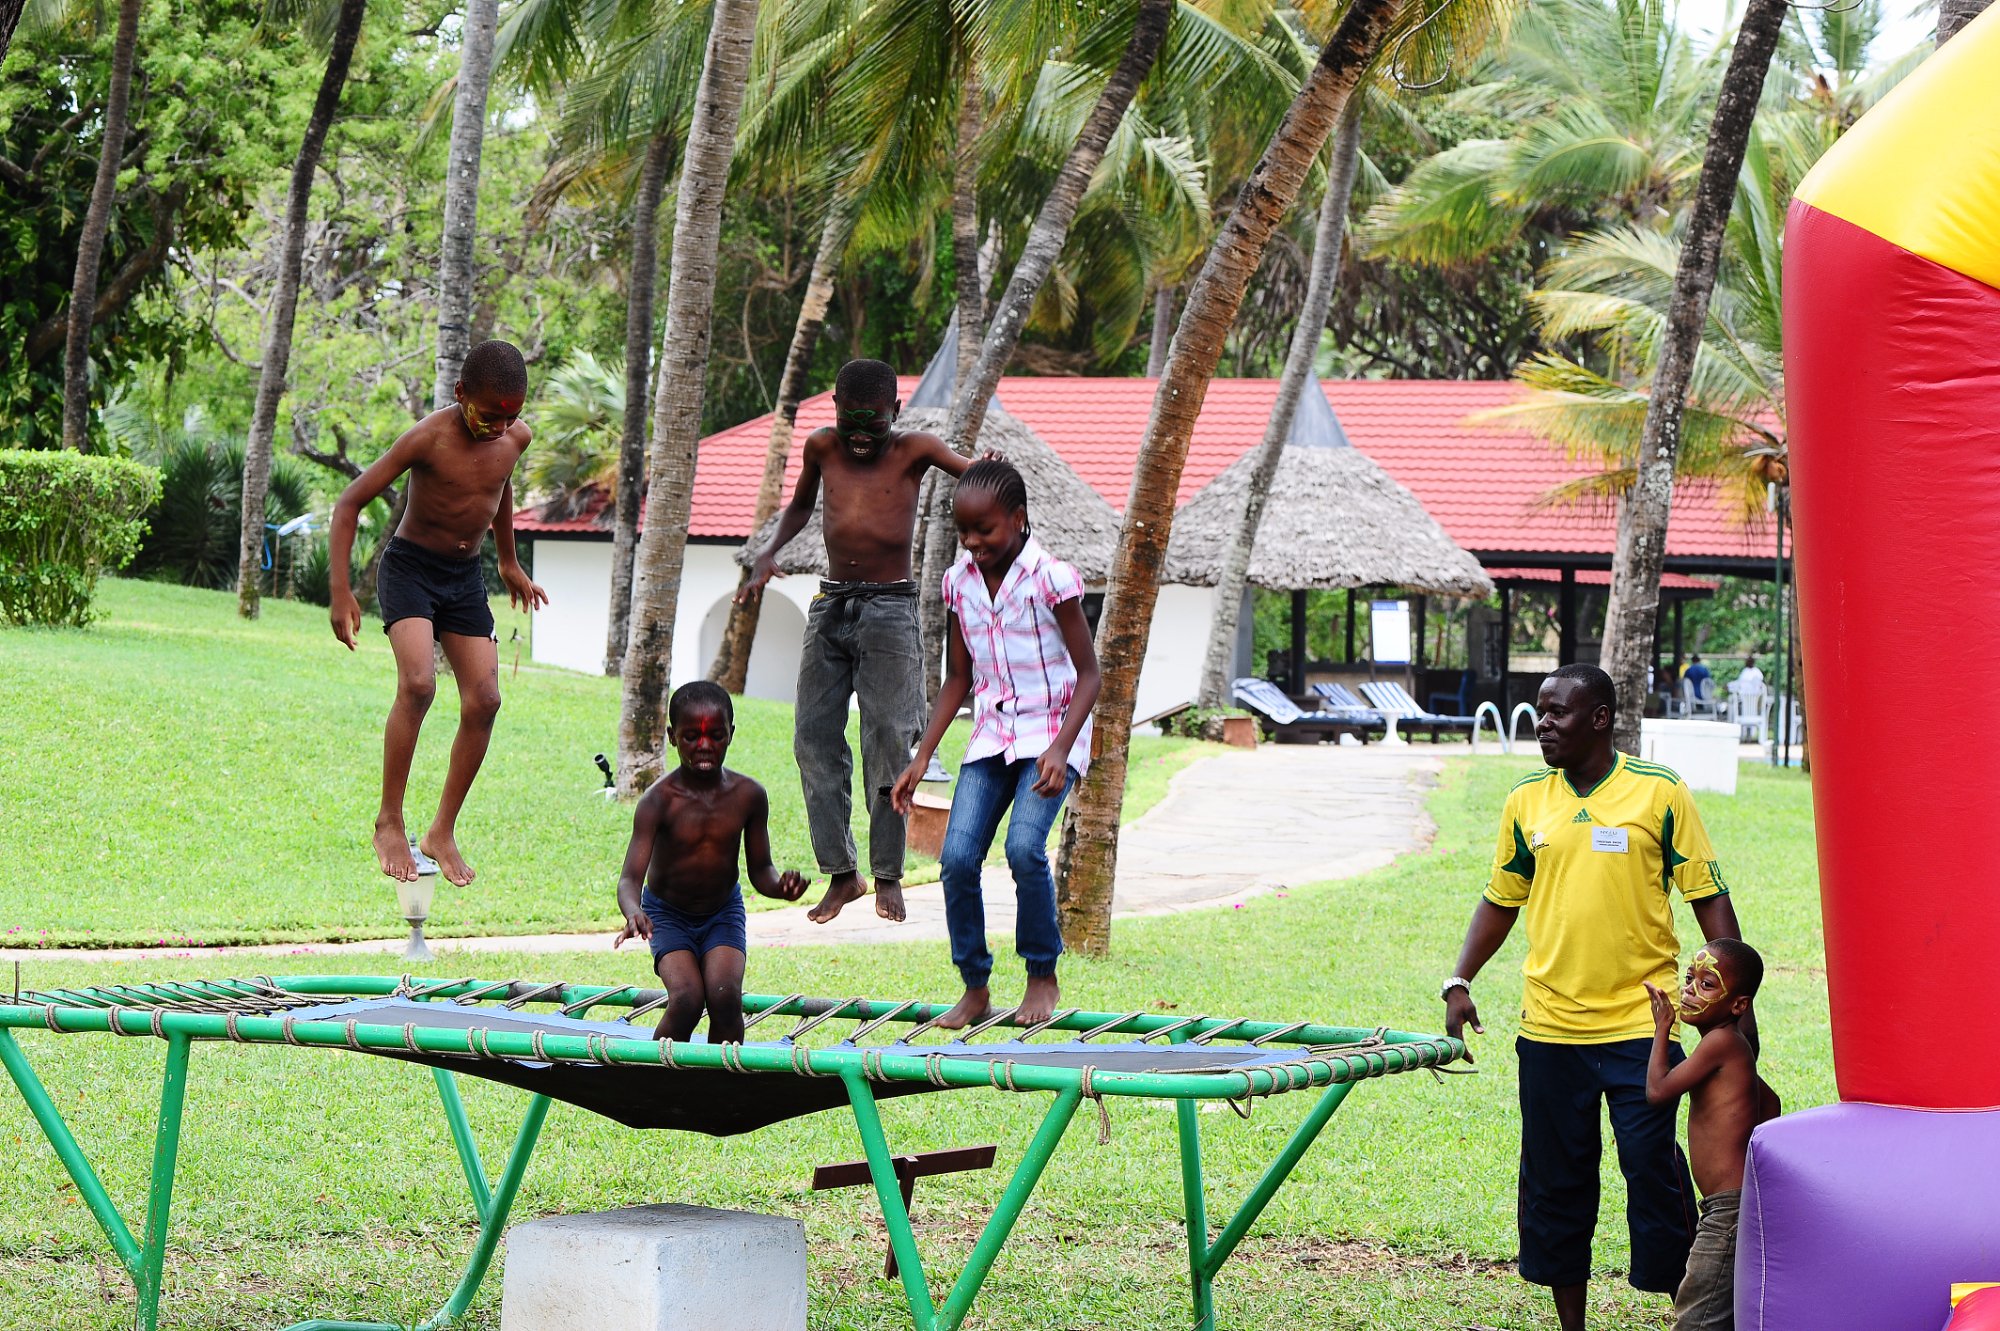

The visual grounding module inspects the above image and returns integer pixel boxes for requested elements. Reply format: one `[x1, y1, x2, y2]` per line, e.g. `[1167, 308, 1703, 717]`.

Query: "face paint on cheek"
[1681, 948, 1730, 1017]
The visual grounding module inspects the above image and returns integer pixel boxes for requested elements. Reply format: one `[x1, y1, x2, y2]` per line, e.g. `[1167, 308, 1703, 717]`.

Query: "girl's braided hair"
[955, 458, 1030, 535]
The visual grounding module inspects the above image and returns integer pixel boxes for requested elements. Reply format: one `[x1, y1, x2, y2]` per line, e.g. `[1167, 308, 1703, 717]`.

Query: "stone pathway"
[5, 745, 1444, 965]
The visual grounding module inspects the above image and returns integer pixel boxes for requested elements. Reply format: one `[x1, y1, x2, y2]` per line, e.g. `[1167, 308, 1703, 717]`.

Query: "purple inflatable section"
[1737, 1102, 2000, 1330]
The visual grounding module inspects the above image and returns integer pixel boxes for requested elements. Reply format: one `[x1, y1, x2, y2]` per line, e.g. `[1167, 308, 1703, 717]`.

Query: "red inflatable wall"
[1783, 201, 2000, 1109]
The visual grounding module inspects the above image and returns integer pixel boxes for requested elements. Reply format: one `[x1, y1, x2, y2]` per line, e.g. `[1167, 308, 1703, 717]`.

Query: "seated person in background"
[613, 682, 810, 1042]
[1644, 939, 1780, 1331]
[1683, 654, 1713, 699]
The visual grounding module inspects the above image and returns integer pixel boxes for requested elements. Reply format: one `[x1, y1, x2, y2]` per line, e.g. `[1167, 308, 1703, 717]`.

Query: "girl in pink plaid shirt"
[892, 460, 1101, 1028]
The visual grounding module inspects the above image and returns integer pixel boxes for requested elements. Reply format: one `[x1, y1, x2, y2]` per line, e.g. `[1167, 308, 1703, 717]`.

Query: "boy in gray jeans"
[736, 359, 976, 924]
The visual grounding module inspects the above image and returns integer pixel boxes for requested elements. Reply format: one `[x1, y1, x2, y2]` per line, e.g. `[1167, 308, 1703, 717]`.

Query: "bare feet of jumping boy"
[874, 878, 905, 922]
[419, 828, 476, 887]
[936, 986, 992, 1030]
[807, 871, 867, 923]
[1019, 974, 1060, 1027]
[374, 816, 417, 882]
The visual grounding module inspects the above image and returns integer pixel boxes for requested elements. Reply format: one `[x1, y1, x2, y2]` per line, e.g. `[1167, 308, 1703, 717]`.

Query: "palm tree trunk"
[915, 54, 993, 700]
[1938, 0, 1993, 45]
[59, 0, 142, 451]
[604, 128, 676, 675]
[1146, 284, 1176, 377]
[918, 0, 1175, 682]
[1600, 0, 1787, 754]
[706, 195, 858, 691]
[0, 0, 26, 73]
[234, 0, 367, 620]
[615, 0, 761, 795]
[1196, 105, 1363, 708]
[1056, 0, 1407, 958]
[430, 0, 499, 409]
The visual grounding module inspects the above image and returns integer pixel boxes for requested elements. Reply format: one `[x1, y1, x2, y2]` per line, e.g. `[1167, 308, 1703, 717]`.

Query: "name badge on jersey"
[1591, 826, 1629, 854]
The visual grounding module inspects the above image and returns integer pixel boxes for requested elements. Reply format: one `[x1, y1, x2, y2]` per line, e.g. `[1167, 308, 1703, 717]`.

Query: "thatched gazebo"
[735, 402, 1122, 580]
[1163, 380, 1492, 689]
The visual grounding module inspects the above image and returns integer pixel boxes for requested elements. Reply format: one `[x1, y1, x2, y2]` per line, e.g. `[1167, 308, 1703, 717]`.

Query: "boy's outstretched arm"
[1643, 981, 1724, 1103]
[613, 793, 662, 947]
[490, 478, 548, 614]
[737, 447, 823, 604]
[742, 784, 808, 900]
[327, 432, 422, 649]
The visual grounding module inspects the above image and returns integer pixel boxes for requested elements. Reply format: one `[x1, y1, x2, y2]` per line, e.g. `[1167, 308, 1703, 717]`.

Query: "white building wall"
[530, 536, 1214, 718]
[528, 539, 813, 701]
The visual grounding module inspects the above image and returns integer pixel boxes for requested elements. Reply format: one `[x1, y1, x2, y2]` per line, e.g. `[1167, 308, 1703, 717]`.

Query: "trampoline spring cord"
[343, 1019, 362, 1050]
[846, 998, 924, 1044]
[1135, 1015, 1208, 1045]
[560, 985, 637, 1019]
[40, 1004, 63, 1032]
[625, 993, 674, 1025]
[530, 1031, 549, 1062]
[453, 980, 514, 1007]
[1079, 1066, 1114, 1144]
[1189, 1017, 1252, 1046]
[1246, 1020, 1311, 1047]
[503, 982, 566, 1012]
[791, 1044, 830, 1077]
[959, 1006, 1023, 1043]
[401, 1023, 420, 1053]
[922, 1053, 951, 1086]
[741, 994, 805, 1033]
[1017, 1007, 1080, 1042]
[1075, 1010, 1148, 1043]
[587, 1035, 617, 1065]
[281, 1016, 303, 1046]
[786, 996, 867, 1043]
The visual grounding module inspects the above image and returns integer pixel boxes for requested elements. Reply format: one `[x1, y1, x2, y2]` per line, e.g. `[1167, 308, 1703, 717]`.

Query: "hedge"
[0, 449, 162, 627]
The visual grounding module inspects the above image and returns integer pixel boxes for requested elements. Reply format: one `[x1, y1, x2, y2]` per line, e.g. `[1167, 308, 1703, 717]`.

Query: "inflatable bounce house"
[1746, 7, 2000, 1328]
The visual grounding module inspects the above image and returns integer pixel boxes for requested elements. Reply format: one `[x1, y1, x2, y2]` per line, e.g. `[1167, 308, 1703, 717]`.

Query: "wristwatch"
[1440, 976, 1473, 1001]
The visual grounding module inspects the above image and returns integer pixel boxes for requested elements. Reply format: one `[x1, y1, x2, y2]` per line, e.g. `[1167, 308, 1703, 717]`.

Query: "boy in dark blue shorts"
[613, 682, 810, 1042]
[328, 340, 547, 888]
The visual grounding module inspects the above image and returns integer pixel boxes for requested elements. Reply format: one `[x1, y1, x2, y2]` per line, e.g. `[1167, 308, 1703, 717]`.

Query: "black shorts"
[376, 537, 494, 639]
[1516, 1036, 1697, 1293]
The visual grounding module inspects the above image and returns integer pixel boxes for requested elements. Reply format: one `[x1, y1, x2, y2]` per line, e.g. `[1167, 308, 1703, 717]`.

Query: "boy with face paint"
[613, 682, 810, 1043]
[737, 358, 980, 927]
[1644, 938, 1775, 1331]
[329, 339, 547, 889]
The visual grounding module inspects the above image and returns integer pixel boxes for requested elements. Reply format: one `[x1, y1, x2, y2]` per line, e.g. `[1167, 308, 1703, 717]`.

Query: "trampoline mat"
[277, 998, 1299, 1136]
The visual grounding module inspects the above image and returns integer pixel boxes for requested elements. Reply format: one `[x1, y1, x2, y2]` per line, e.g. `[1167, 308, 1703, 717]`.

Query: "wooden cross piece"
[811, 1144, 998, 1278]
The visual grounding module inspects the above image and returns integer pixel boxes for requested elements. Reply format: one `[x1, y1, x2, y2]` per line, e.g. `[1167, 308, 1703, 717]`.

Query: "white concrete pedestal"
[501, 1204, 807, 1331]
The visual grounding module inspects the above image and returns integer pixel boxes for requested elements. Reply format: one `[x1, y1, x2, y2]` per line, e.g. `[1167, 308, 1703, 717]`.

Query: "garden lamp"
[396, 844, 439, 963]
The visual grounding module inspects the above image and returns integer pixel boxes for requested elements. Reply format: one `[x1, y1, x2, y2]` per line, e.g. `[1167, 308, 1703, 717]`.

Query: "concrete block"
[502, 1204, 806, 1331]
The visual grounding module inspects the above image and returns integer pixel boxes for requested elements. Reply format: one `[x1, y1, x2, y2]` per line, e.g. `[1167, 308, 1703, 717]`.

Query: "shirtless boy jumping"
[737, 358, 976, 925]
[328, 340, 547, 887]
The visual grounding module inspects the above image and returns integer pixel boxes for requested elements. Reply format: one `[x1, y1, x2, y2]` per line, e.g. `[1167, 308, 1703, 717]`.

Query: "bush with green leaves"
[130, 437, 314, 591]
[0, 450, 161, 626]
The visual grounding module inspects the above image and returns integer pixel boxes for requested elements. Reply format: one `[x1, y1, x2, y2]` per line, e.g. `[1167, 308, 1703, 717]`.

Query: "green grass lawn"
[0, 580, 1200, 947]
[0, 755, 1828, 1330]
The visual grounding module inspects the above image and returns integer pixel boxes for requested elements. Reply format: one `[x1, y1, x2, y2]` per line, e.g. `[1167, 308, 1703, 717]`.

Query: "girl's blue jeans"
[939, 754, 1076, 989]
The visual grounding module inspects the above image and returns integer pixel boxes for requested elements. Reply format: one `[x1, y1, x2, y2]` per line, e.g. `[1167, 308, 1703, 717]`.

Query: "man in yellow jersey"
[1440, 664, 1747, 1331]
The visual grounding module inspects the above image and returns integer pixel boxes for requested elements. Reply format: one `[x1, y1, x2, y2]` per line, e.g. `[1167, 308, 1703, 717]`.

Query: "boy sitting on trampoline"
[328, 339, 548, 888]
[892, 460, 1100, 1028]
[1644, 938, 1775, 1331]
[614, 681, 810, 1042]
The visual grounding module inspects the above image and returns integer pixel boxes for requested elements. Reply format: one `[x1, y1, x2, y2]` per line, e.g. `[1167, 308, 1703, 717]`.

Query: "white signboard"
[1370, 599, 1411, 665]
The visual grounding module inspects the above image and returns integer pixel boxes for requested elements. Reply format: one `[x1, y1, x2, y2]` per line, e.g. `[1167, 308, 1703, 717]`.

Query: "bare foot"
[874, 878, 906, 923]
[374, 816, 417, 882]
[419, 828, 475, 886]
[935, 986, 991, 1030]
[808, 873, 866, 924]
[1020, 974, 1060, 1027]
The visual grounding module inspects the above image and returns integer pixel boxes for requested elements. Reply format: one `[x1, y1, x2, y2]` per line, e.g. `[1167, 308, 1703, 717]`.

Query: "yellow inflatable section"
[1793, 4, 2000, 290]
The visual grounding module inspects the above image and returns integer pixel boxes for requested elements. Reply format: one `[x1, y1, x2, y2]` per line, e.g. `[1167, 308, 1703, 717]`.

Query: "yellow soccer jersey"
[1486, 753, 1728, 1043]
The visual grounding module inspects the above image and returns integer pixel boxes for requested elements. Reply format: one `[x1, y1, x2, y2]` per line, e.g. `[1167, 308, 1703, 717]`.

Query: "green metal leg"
[0, 1028, 143, 1276]
[432, 1069, 493, 1220]
[1176, 1100, 1215, 1331]
[936, 1086, 1080, 1331]
[280, 1090, 552, 1331]
[842, 1073, 937, 1331]
[1201, 1082, 1354, 1279]
[137, 1034, 193, 1331]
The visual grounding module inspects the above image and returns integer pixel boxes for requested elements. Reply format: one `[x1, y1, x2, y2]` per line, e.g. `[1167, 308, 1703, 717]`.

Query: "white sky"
[1671, 0, 1938, 62]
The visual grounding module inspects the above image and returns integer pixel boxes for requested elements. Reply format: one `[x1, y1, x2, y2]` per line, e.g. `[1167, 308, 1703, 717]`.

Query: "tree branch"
[28, 179, 190, 364]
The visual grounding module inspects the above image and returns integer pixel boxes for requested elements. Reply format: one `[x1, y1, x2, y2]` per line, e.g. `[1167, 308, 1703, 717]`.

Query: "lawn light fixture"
[397, 843, 439, 962]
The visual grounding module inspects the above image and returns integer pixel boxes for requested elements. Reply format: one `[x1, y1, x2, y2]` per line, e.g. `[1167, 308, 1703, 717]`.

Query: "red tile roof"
[517, 377, 1774, 565]
[1486, 567, 1720, 592]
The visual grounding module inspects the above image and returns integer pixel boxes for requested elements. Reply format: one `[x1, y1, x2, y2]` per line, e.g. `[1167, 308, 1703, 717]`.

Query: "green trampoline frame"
[0, 975, 1465, 1331]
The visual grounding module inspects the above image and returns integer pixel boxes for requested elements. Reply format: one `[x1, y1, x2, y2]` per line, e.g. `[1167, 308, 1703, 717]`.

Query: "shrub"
[0, 450, 162, 626]
[130, 438, 314, 590]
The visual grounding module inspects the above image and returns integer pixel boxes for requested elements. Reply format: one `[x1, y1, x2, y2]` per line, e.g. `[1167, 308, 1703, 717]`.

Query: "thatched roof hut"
[1163, 380, 1493, 597]
[736, 403, 1123, 580]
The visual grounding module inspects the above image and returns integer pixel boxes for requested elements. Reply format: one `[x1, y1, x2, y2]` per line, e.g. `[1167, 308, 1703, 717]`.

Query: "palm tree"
[235, 0, 370, 619]
[0, 1, 26, 70]
[431, 0, 500, 408]
[59, 0, 143, 450]
[1057, 0, 1446, 957]
[615, 0, 761, 795]
[1938, 0, 1992, 44]
[522, 350, 625, 518]
[1195, 101, 1363, 709]
[1599, 0, 1788, 754]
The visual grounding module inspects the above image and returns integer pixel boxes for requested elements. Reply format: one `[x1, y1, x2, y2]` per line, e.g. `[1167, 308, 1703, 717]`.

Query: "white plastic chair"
[1727, 679, 1768, 744]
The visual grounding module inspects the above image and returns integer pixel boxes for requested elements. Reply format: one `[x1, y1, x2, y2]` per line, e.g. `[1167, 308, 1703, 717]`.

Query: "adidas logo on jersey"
[1572, 808, 1594, 824]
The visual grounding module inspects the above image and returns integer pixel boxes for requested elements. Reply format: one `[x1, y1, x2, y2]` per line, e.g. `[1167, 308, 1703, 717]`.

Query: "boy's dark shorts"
[377, 537, 494, 639]
[641, 887, 747, 961]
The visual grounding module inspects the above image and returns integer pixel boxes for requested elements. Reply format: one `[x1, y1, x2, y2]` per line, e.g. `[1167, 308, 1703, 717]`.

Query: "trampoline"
[0, 974, 1465, 1331]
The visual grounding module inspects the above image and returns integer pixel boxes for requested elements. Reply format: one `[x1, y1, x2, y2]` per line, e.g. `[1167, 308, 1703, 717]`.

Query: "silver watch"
[1440, 976, 1472, 1001]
